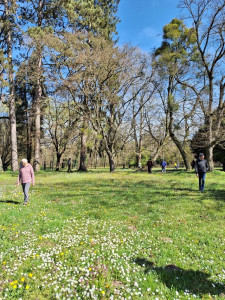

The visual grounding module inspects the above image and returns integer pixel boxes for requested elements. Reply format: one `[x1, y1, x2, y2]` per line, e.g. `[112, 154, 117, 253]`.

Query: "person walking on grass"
[147, 158, 154, 173]
[17, 159, 35, 205]
[161, 160, 167, 172]
[195, 153, 209, 193]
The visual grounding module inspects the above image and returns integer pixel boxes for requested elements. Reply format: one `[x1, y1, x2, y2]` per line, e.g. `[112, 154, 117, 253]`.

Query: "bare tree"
[131, 87, 156, 167]
[80, 42, 154, 172]
[143, 89, 171, 161]
[45, 33, 155, 172]
[180, 0, 225, 169]
[45, 93, 79, 171]
[132, 96, 144, 167]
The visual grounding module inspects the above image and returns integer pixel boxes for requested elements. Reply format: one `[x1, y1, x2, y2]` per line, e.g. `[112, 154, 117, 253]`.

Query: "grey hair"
[21, 158, 28, 163]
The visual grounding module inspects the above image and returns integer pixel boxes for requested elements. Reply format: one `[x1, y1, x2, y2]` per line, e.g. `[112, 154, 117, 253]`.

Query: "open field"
[0, 169, 224, 299]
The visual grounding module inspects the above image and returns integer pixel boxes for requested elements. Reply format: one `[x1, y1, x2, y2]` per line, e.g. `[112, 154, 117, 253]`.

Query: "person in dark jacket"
[147, 158, 154, 173]
[195, 153, 209, 192]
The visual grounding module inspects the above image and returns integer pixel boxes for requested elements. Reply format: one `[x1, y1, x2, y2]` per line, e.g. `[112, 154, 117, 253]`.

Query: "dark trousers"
[199, 173, 206, 191]
[148, 166, 152, 173]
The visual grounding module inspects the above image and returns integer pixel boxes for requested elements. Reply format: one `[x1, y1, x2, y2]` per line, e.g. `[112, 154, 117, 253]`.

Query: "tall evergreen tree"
[0, 0, 19, 171]
[18, 0, 68, 170]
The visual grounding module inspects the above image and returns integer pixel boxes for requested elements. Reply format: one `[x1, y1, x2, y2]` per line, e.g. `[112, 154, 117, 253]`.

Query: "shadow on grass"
[35, 174, 224, 208]
[0, 199, 20, 205]
[134, 258, 224, 296]
[173, 187, 195, 192]
[207, 189, 225, 202]
[36, 180, 201, 208]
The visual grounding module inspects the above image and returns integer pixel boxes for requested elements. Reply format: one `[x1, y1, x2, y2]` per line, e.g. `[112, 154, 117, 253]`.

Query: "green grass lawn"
[0, 169, 224, 299]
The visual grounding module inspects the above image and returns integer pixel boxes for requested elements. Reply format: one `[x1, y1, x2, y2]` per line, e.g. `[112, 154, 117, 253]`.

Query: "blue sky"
[117, 0, 180, 51]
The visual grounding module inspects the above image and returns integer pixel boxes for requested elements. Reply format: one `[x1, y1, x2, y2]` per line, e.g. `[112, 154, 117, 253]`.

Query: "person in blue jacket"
[161, 160, 167, 172]
[195, 153, 209, 192]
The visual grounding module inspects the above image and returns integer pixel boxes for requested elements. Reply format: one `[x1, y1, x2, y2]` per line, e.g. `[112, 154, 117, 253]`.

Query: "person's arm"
[195, 160, 199, 176]
[30, 165, 35, 185]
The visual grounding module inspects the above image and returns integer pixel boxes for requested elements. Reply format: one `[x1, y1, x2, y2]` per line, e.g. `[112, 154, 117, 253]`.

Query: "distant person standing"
[195, 153, 209, 192]
[147, 158, 154, 173]
[174, 162, 179, 170]
[67, 158, 72, 173]
[17, 159, 35, 205]
[161, 160, 167, 172]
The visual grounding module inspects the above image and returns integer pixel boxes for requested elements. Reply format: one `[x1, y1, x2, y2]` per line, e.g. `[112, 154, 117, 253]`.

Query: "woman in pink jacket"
[17, 159, 35, 205]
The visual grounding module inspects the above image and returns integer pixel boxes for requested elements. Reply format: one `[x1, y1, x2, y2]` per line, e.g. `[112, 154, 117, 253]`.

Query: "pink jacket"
[17, 163, 35, 184]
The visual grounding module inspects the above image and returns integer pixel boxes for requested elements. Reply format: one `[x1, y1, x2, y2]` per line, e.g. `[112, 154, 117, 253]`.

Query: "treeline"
[0, 0, 224, 172]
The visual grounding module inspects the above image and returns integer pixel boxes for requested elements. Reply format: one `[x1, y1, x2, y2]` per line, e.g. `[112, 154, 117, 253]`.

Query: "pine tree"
[0, 0, 19, 171]
[18, 0, 68, 171]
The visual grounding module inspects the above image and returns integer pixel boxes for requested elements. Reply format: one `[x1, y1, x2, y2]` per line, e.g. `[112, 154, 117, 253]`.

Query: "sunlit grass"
[0, 169, 224, 299]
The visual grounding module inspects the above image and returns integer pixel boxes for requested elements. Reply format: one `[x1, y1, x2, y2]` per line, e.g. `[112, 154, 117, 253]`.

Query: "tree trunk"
[205, 146, 214, 171]
[169, 110, 191, 171]
[24, 87, 32, 163]
[27, 127, 32, 163]
[95, 153, 98, 169]
[167, 83, 191, 171]
[9, 87, 18, 171]
[107, 151, 115, 172]
[56, 153, 61, 171]
[33, 0, 43, 172]
[133, 100, 143, 168]
[4, 0, 18, 171]
[136, 153, 142, 168]
[78, 119, 88, 171]
[33, 56, 42, 171]
[0, 156, 3, 172]
[205, 78, 214, 171]
[170, 131, 191, 171]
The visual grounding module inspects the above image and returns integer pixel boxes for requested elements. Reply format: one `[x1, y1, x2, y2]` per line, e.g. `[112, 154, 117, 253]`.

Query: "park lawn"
[0, 169, 224, 300]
